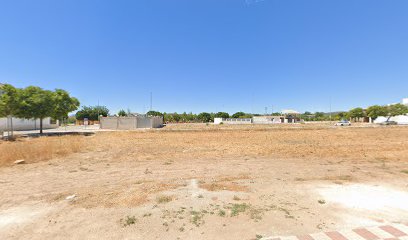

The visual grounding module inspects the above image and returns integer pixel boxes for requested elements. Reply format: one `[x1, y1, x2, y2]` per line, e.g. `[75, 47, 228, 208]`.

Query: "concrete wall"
[100, 116, 163, 129]
[374, 115, 408, 125]
[151, 116, 163, 128]
[215, 116, 301, 125]
[253, 116, 282, 124]
[0, 117, 58, 131]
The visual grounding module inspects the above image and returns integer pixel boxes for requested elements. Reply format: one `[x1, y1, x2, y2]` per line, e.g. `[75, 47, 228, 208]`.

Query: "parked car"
[380, 120, 397, 125]
[335, 120, 351, 126]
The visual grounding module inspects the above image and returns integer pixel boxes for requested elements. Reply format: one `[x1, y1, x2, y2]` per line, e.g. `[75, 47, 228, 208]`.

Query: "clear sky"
[1, 0, 407, 114]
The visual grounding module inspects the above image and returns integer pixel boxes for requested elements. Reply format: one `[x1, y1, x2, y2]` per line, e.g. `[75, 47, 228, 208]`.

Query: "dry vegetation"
[1, 124, 407, 167]
[1, 124, 408, 239]
[0, 135, 85, 166]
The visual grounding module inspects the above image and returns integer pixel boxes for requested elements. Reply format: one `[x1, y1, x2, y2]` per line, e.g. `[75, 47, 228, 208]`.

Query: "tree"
[17, 86, 54, 134]
[51, 89, 80, 124]
[172, 113, 180, 122]
[147, 110, 163, 117]
[232, 112, 245, 118]
[197, 112, 211, 122]
[215, 112, 229, 119]
[75, 106, 109, 121]
[0, 84, 21, 136]
[118, 109, 127, 116]
[388, 103, 408, 116]
[314, 112, 325, 121]
[366, 105, 388, 119]
[333, 112, 347, 121]
[347, 107, 365, 121]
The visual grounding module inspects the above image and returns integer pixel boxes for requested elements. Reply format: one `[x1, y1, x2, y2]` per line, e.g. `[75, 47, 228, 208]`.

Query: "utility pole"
[150, 92, 153, 111]
[329, 98, 332, 122]
[97, 100, 100, 119]
[265, 107, 268, 116]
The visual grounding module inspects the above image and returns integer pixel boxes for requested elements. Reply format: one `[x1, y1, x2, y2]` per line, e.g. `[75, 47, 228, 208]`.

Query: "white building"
[403, 98, 408, 106]
[214, 109, 302, 125]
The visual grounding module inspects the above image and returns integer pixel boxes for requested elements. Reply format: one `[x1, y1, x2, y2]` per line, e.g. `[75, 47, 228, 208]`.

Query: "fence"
[100, 116, 163, 130]
[214, 118, 252, 124]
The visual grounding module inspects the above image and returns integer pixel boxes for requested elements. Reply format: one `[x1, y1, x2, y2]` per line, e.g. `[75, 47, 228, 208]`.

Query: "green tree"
[215, 112, 229, 119]
[347, 107, 365, 121]
[333, 112, 347, 121]
[197, 112, 211, 122]
[0, 84, 21, 136]
[172, 113, 181, 122]
[18, 86, 54, 134]
[314, 112, 325, 121]
[232, 112, 245, 118]
[146, 110, 163, 117]
[51, 89, 80, 124]
[75, 106, 109, 121]
[366, 105, 388, 119]
[118, 109, 127, 116]
[388, 103, 408, 116]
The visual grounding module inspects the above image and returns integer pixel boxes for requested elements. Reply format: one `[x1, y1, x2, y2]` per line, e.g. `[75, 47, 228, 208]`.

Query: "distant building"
[214, 109, 302, 124]
[403, 98, 408, 106]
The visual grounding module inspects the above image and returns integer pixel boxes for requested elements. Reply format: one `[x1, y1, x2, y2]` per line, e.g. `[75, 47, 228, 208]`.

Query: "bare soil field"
[0, 123, 408, 239]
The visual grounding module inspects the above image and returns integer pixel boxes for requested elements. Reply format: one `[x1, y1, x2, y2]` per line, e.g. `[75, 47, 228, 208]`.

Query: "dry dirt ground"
[0, 123, 408, 240]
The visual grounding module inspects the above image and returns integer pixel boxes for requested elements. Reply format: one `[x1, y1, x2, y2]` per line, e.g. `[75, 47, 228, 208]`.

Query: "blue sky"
[1, 0, 407, 114]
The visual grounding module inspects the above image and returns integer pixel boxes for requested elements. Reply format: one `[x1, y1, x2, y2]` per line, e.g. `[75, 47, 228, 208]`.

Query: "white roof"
[281, 109, 300, 114]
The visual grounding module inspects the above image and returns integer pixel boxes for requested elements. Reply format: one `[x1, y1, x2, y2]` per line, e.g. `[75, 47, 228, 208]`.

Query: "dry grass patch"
[0, 136, 86, 167]
[55, 181, 182, 208]
[200, 182, 250, 192]
[156, 195, 173, 204]
[2, 125, 408, 169]
[199, 174, 251, 192]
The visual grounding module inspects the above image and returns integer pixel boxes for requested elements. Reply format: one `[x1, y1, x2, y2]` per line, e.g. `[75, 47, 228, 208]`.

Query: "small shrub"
[121, 215, 137, 226]
[156, 195, 173, 204]
[190, 211, 204, 226]
[230, 203, 250, 217]
[218, 210, 226, 217]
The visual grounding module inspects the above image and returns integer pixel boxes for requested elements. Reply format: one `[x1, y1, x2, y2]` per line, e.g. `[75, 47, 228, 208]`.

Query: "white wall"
[0, 117, 57, 131]
[214, 118, 252, 124]
[100, 116, 163, 129]
[214, 118, 223, 124]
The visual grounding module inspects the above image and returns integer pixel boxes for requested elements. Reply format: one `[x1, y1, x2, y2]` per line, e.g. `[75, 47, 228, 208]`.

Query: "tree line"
[0, 84, 79, 134]
[302, 103, 408, 122]
[146, 104, 408, 123]
[71, 101, 408, 124]
[346, 104, 408, 121]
